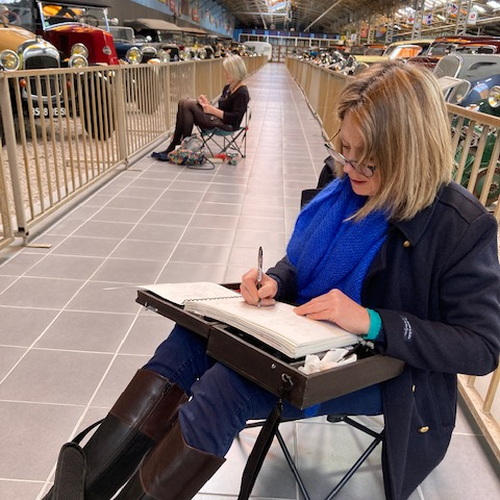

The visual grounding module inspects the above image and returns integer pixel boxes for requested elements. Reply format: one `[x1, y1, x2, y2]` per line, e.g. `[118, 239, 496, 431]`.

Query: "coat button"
[412, 385, 416, 392]
[403, 240, 411, 248]
[418, 426, 430, 433]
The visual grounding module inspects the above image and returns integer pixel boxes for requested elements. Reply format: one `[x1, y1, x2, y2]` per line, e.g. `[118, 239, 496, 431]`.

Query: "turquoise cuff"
[363, 309, 382, 341]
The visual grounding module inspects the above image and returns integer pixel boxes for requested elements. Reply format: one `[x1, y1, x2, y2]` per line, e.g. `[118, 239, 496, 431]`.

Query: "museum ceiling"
[216, 0, 500, 37]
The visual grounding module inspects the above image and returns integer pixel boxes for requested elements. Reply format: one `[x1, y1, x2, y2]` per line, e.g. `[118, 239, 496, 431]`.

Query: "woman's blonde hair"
[336, 60, 453, 221]
[223, 54, 248, 83]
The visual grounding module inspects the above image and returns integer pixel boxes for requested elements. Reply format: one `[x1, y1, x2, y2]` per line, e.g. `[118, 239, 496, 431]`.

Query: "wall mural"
[129, 0, 235, 37]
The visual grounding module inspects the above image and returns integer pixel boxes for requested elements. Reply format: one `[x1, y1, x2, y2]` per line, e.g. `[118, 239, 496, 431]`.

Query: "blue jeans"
[144, 325, 382, 457]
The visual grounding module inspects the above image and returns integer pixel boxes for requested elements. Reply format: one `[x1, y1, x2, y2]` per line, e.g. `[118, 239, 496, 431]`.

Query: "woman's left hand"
[201, 102, 214, 114]
[294, 289, 370, 335]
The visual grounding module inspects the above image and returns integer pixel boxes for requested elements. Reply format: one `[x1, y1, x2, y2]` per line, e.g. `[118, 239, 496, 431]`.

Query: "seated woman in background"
[44, 61, 499, 500]
[152, 54, 250, 161]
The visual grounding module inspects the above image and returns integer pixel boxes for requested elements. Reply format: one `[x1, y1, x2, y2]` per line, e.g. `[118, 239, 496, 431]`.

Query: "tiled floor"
[0, 63, 499, 500]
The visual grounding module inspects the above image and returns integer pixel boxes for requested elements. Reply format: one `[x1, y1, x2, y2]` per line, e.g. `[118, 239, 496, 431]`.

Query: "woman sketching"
[44, 61, 500, 500]
[151, 54, 250, 161]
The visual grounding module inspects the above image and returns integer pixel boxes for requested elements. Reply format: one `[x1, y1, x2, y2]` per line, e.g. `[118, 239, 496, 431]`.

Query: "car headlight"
[126, 47, 143, 65]
[487, 86, 500, 108]
[69, 53, 89, 69]
[71, 43, 89, 59]
[0, 50, 20, 71]
[158, 50, 171, 63]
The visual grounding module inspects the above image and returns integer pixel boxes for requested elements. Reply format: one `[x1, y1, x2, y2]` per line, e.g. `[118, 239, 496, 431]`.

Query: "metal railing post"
[0, 74, 28, 240]
[114, 66, 129, 165]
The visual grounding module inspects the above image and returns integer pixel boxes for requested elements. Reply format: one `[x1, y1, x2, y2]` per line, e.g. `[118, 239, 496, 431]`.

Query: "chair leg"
[275, 428, 311, 500]
[324, 428, 384, 499]
[243, 416, 384, 500]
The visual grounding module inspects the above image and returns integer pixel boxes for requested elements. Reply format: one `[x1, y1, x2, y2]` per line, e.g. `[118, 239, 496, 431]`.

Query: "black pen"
[257, 246, 263, 307]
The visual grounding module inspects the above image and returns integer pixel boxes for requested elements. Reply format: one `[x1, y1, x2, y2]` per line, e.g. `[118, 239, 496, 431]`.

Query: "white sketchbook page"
[140, 282, 240, 306]
[184, 297, 358, 358]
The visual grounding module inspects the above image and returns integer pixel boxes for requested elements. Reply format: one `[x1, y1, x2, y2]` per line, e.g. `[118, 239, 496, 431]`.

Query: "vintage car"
[408, 35, 500, 69]
[33, 0, 120, 66]
[109, 25, 165, 64]
[435, 54, 500, 205]
[344, 43, 386, 56]
[124, 18, 203, 61]
[353, 39, 434, 65]
[434, 53, 500, 105]
[0, 17, 67, 136]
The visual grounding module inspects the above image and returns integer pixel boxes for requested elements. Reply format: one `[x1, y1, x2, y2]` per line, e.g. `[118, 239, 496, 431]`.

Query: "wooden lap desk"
[136, 288, 405, 409]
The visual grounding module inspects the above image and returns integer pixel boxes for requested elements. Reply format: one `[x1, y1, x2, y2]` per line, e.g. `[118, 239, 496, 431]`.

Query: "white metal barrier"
[0, 57, 265, 249]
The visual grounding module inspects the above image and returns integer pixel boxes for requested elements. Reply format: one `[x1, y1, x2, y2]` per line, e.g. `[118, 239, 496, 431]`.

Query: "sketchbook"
[143, 282, 359, 359]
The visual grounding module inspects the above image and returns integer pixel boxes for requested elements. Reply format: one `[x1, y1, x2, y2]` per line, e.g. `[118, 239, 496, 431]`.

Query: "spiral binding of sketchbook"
[141, 282, 359, 359]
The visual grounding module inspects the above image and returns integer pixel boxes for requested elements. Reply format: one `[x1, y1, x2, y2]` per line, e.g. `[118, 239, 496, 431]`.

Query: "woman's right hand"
[240, 269, 278, 307]
[197, 94, 209, 105]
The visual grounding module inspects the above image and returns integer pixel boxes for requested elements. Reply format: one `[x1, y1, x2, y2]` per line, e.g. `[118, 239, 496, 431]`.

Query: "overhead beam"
[304, 0, 344, 32]
[234, 12, 289, 17]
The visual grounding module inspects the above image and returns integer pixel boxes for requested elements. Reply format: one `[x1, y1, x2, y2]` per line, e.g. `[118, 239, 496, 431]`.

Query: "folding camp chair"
[198, 107, 251, 159]
[239, 414, 385, 500]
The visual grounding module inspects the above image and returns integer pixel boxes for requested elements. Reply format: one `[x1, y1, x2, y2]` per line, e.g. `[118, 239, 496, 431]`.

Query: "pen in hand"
[257, 246, 263, 307]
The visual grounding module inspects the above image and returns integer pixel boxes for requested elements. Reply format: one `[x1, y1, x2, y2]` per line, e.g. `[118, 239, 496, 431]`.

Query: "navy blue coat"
[267, 181, 500, 499]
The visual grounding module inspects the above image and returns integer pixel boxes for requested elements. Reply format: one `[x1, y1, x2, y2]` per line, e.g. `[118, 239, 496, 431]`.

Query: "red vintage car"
[35, 0, 119, 66]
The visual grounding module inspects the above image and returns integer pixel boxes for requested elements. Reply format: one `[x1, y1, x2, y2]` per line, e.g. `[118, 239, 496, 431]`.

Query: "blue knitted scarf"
[287, 177, 388, 305]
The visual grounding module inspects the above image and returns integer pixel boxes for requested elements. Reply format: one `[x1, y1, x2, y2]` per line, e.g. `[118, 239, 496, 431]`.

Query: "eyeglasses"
[324, 143, 377, 178]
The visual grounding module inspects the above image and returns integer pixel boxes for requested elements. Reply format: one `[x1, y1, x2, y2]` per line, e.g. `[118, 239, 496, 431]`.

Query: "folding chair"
[239, 414, 384, 500]
[198, 106, 251, 159]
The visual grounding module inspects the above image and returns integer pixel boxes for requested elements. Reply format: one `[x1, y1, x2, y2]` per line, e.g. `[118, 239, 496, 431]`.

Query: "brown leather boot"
[116, 419, 225, 500]
[44, 369, 187, 500]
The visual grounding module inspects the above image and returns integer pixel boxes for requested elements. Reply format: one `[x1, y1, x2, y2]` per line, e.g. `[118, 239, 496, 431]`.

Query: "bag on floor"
[168, 135, 207, 167]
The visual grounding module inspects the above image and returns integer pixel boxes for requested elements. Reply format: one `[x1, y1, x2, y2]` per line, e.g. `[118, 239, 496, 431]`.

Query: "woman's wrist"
[363, 308, 382, 340]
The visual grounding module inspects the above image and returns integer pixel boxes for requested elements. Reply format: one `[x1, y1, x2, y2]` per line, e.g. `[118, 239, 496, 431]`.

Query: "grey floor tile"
[25, 254, 105, 280]
[106, 196, 158, 210]
[91, 207, 147, 224]
[90, 258, 165, 284]
[50, 235, 121, 257]
[189, 213, 239, 230]
[0, 277, 84, 309]
[159, 189, 206, 202]
[0, 346, 26, 379]
[418, 432, 500, 499]
[126, 224, 185, 243]
[0, 480, 45, 500]
[0, 401, 84, 480]
[110, 240, 176, 261]
[196, 201, 243, 216]
[66, 281, 141, 314]
[44, 217, 86, 236]
[180, 227, 237, 246]
[90, 353, 151, 408]
[73, 220, 135, 239]
[119, 313, 175, 356]
[233, 230, 287, 251]
[151, 197, 202, 213]
[0, 306, 58, 346]
[0, 275, 15, 292]
[0, 252, 46, 276]
[0, 349, 112, 405]
[140, 210, 193, 226]
[157, 262, 227, 283]
[35, 310, 135, 352]
[170, 244, 232, 265]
